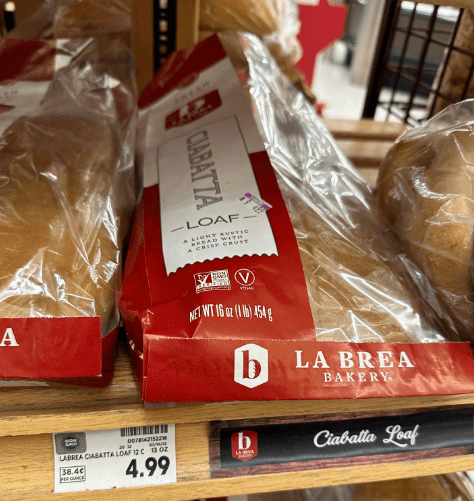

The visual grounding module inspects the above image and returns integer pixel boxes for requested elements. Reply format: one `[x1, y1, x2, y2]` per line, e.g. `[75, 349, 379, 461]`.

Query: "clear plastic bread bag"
[199, 0, 302, 91]
[224, 32, 456, 344]
[0, 38, 137, 370]
[54, 0, 132, 38]
[376, 99, 474, 342]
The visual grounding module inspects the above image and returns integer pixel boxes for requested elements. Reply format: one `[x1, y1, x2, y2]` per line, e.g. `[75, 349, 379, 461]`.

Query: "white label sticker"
[53, 425, 176, 493]
[0, 81, 51, 137]
[238, 193, 272, 215]
[158, 116, 278, 275]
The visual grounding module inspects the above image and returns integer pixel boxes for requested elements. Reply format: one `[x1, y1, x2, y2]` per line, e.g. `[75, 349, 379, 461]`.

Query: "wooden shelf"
[2, 341, 474, 499]
[3, 419, 474, 500]
[324, 118, 405, 141]
[324, 119, 401, 173]
[337, 139, 393, 167]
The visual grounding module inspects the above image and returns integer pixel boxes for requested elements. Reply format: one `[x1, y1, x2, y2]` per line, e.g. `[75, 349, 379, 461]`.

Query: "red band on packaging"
[57, 325, 119, 387]
[0, 39, 56, 82]
[138, 36, 226, 110]
[143, 339, 474, 402]
[0, 317, 102, 379]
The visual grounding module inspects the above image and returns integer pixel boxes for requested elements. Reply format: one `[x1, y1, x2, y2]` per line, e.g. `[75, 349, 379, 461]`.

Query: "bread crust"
[0, 114, 121, 333]
[377, 127, 474, 339]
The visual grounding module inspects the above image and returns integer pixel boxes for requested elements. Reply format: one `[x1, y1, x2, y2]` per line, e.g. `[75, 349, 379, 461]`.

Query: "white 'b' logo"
[238, 432, 251, 450]
[234, 344, 268, 388]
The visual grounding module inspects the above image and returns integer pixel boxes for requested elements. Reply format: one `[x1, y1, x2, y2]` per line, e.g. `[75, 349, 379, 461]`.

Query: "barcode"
[120, 425, 168, 437]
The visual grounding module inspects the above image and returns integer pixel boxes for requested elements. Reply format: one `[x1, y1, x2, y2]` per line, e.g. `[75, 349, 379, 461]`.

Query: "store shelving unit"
[3, 0, 474, 497]
[363, 0, 474, 124]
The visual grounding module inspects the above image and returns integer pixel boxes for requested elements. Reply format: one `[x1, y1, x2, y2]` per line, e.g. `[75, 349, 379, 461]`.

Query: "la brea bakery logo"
[296, 349, 414, 383]
[233, 344, 416, 388]
[165, 89, 222, 129]
[231, 430, 258, 461]
[234, 344, 268, 388]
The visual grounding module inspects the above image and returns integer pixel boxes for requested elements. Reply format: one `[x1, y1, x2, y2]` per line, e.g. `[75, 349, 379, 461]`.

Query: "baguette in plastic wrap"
[200, 0, 294, 37]
[199, 0, 305, 99]
[199, 29, 315, 102]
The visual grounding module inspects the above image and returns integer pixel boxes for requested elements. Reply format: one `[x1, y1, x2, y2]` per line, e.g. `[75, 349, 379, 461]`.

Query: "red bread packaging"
[120, 34, 474, 404]
[0, 38, 137, 386]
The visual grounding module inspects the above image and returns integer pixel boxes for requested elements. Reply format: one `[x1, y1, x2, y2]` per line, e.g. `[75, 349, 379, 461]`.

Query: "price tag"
[53, 424, 176, 493]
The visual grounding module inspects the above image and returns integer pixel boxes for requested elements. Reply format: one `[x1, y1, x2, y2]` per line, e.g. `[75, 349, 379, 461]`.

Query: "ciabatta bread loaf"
[0, 113, 121, 332]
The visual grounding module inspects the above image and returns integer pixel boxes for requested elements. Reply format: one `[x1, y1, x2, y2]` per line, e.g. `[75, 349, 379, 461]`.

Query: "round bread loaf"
[377, 126, 474, 340]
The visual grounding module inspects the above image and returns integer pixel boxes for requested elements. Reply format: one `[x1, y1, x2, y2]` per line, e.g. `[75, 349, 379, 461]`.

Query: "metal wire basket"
[363, 1, 474, 126]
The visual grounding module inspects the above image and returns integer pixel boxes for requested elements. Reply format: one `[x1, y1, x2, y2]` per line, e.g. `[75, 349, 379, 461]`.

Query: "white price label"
[53, 424, 176, 493]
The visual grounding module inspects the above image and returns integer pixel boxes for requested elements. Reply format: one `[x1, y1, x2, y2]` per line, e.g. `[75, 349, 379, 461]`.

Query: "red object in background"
[0, 317, 102, 379]
[296, 0, 348, 87]
[315, 101, 326, 116]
